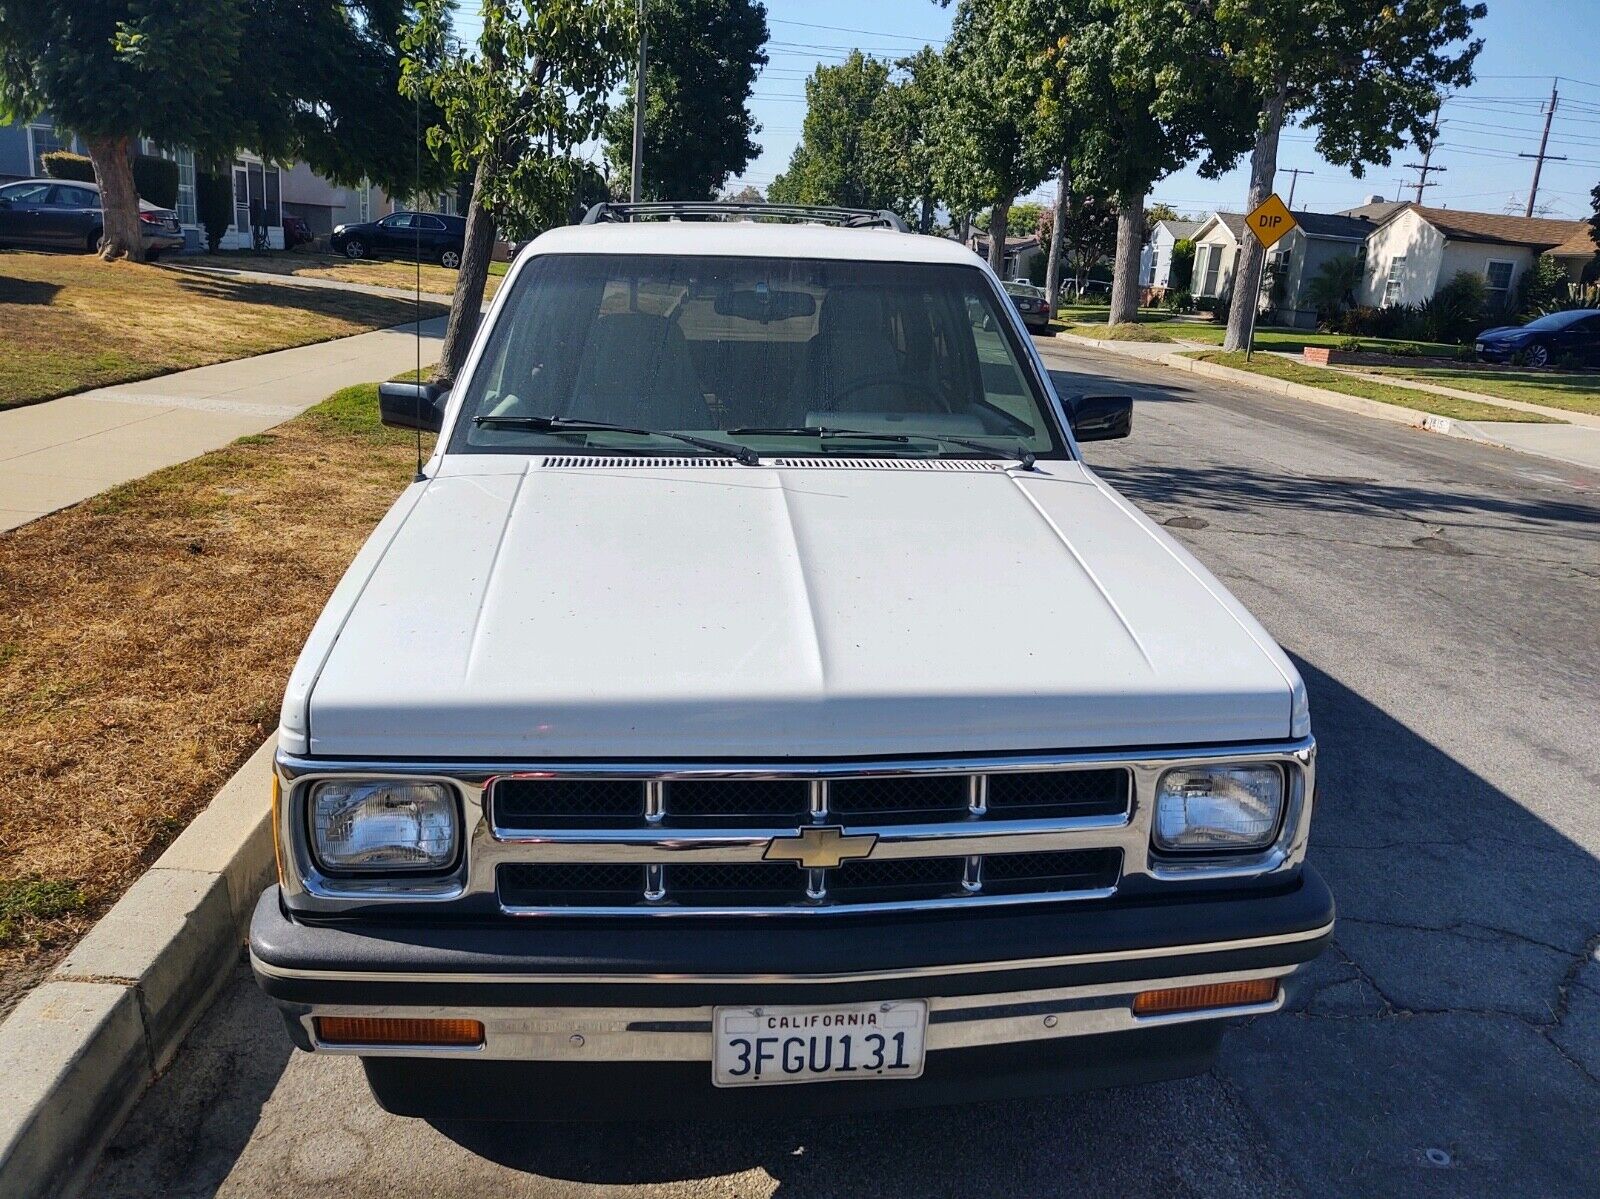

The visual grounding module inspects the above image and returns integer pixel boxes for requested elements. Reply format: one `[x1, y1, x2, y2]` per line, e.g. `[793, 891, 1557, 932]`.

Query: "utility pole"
[630, 0, 647, 203]
[1281, 167, 1314, 210]
[1520, 81, 1566, 218]
[1403, 99, 1446, 205]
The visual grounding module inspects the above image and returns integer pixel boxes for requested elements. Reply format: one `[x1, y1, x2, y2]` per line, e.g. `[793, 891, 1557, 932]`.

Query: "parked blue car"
[1474, 309, 1600, 368]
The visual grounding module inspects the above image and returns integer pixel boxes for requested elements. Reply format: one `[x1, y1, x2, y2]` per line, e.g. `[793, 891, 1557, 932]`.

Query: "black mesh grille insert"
[828, 856, 968, 904]
[827, 775, 970, 824]
[979, 849, 1121, 895]
[669, 862, 803, 906]
[665, 780, 810, 827]
[985, 769, 1131, 820]
[492, 779, 645, 829]
[498, 862, 644, 907]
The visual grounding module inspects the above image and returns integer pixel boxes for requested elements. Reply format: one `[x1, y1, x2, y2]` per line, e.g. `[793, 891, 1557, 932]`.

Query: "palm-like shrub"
[1307, 254, 1362, 320]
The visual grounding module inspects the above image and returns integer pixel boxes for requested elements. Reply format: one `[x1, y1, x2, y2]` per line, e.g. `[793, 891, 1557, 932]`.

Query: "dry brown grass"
[0, 383, 424, 1015]
[0, 251, 445, 410]
[203, 251, 506, 300]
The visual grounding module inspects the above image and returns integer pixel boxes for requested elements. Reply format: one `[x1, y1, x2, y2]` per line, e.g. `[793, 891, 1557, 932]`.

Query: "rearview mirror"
[1066, 394, 1133, 442]
[713, 288, 816, 322]
[378, 381, 449, 433]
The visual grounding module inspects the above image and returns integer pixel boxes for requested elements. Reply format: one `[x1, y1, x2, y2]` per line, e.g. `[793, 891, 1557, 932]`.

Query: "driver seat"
[800, 288, 913, 413]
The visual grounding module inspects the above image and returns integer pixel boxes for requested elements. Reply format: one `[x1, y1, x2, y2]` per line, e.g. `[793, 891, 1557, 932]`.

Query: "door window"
[416, 215, 447, 231]
[50, 186, 97, 209]
[380, 213, 414, 229]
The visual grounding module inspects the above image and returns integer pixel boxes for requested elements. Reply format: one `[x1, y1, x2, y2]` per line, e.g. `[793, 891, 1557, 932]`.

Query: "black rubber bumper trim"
[251, 867, 1333, 1007]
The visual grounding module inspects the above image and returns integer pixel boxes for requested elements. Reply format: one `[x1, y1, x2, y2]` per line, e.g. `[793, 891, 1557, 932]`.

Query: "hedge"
[39, 150, 96, 183]
[40, 149, 181, 210]
[196, 170, 233, 252]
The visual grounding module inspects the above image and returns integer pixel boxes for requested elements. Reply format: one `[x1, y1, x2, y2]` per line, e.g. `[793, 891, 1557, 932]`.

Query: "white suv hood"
[286, 459, 1304, 759]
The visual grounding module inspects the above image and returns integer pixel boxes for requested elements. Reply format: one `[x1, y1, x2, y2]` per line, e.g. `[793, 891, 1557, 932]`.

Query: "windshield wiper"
[725, 425, 1037, 471]
[473, 414, 759, 466]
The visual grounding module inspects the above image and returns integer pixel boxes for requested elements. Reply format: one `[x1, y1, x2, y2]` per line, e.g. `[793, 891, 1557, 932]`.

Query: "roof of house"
[1289, 211, 1375, 241]
[1550, 225, 1598, 258]
[969, 233, 1041, 253]
[1155, 219, 1202, 241]
[1338, 200, 1410, 224]
[1194, 211, 1247, 241]
[1396, 205, 1590, 251]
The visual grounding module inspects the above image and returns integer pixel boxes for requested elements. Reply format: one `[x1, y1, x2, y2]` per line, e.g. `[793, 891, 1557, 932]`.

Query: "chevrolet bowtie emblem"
[763, 825, 878, 870]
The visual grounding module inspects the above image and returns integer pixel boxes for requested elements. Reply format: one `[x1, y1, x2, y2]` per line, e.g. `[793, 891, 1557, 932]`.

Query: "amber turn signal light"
[1132, 978, 1278, 1016]
[314, 1016, 485, 1047]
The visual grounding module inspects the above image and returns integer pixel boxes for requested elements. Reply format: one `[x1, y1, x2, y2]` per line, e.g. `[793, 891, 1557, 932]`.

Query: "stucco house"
[1139, 218, 1202, 293]
[1189, 212, 1246, 302]
[1259, 212, 1376, 329]
[1357, 205, 1595, 312]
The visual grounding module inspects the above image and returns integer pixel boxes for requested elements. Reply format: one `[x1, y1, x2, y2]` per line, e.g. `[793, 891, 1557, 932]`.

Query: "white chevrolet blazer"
[251, 202, 1331, 1119]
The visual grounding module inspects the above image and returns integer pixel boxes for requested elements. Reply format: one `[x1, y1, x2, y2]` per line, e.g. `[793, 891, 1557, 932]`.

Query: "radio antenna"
[413, 81, 425, 483]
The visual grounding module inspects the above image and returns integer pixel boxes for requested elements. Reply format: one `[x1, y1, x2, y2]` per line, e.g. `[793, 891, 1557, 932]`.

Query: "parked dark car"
[1474, 309, 1600, 367]
[1003, 280, 1051, 330]
[330, 210, 465, 269]
[0, 178, 184, 259]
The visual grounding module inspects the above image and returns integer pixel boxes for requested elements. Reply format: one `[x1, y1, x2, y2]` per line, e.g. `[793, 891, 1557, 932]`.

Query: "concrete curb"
[0, 736, 277, 1199]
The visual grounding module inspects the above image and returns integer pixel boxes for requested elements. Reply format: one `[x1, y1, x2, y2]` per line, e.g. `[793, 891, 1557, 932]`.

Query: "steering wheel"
[829, 374, 950, 412]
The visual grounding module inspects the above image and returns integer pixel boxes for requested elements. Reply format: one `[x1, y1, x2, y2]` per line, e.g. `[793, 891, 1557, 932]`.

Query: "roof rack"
[581, 201, 910, 234]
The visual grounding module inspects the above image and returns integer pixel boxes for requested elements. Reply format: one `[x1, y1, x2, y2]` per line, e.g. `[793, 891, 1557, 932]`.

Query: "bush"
[1210, 282, 1233, 325]
[131, 155, 179, 209]
[1169, 239, 1196, 291]
[1454, 346, 1477, 362]
[40, 150, 96, 183]
[1336, 337, 1363, 352]
[1423, 271, 1486, 343]
[1390, 342, 1426, 357]
[1164, 288, 1194, 313]
[1516, 253, 1569, 318]
[196, 170, 233, 252]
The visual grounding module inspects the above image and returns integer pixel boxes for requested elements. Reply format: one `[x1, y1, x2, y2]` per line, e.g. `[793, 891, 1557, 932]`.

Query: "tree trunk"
[1044, 160, 1068, 319]
[919, 193, 933, 235]
[1222, 87, 1287, 352]
[85, 134, 144, 262]
[987, 195, 1011, 275]
[1108, 193, 1146, 326]
[436, 155, 498, 385]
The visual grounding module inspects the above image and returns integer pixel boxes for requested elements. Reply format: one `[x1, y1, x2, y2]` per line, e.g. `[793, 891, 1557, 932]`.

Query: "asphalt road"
[92, 337, 1600, 1199]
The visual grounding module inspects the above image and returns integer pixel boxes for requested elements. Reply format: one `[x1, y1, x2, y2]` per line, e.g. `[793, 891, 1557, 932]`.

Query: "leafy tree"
[1589, 181, 1600, 253]
[1144, 201, 1182, 232]
[1045, 189, 1118, 294]
[0, 1, 435, 262]
[1212, 0, 1486, 351]
[403, 0, 635, 383]
[933, 0, 1055, 274]
[768, 52, 893, 208]
[602, 0, 768, 201]
[722, 184, 765, 203]
[863, 47, 948, 231]
[1516, 253, 1569, 318]
[1039, 0, 1255, 325]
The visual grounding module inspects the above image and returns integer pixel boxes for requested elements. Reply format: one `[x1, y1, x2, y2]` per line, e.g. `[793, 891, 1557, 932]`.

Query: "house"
[1357, 205, 1595, 312]
[1258, 212, 1375, 329]
[0, 115, 436, 252]
[1337, 196, 1410, 225]
[967, 232, 1042, 281]
[1139, 218, 1202, 293]
[1189, 212, 1247, 301]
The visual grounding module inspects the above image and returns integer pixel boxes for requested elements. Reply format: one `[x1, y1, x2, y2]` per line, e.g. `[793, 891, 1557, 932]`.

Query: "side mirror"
[1066, 393, 1133, 442]
[378, 381, 449, 433]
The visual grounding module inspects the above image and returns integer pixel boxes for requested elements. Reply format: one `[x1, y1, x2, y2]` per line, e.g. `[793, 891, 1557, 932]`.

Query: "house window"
[27, 123, 68, 175]
[1382, 257, 1407, 307]
[175, 149, 196, 226]
[1200, 245, 1222, 297]
[359, 180, 371, 223]
[1485, 260, 1515, 311]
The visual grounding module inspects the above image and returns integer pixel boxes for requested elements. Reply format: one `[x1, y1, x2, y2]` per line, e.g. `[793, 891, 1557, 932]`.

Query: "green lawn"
[1069, 321, 1461, 357]
[1363, 364, 1600, 417]
[1187, 352, 1561, 424]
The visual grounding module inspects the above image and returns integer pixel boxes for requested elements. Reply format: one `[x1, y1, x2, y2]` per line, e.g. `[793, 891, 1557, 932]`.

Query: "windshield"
[1520, 310, 1593, 331]
[449, 254, 1066, 459]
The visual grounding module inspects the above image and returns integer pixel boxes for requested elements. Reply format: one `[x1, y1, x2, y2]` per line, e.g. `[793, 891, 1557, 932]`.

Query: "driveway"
[91, 337, 1600, 1198]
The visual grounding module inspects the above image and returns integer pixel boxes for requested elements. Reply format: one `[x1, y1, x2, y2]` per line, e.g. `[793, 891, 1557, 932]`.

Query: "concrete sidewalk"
[0, 317, 444, 533]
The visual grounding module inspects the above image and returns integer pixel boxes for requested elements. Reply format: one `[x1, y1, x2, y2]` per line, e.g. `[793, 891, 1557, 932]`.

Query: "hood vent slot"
[540, 456, 742, 469]
[768, 457, 1010, 471]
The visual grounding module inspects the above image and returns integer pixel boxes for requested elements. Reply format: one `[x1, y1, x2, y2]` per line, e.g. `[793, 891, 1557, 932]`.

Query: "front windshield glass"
[449, 254, 1065, 459]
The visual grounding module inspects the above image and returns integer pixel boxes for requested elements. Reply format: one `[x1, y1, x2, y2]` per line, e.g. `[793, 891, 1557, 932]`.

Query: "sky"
[457, 0, 1600, 223]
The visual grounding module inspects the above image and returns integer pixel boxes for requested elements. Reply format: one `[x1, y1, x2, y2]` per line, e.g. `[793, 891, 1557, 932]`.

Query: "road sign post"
[1242, 194, 1298, 362]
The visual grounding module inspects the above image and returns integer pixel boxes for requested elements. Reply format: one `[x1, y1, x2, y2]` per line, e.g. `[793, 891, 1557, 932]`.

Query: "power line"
[768, 18, 944, 45]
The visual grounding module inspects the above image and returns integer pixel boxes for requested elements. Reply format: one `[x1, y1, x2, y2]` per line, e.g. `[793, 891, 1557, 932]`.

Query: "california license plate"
[712, 1001, 928, 1087]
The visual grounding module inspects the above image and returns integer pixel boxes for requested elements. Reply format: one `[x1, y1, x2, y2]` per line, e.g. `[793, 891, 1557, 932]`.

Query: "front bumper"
[251, 868, 1332, 1116]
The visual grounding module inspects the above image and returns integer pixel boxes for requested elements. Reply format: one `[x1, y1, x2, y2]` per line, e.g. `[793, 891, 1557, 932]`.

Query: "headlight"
[309, 780, 458, 872]
[1153, 765, 1284, 853]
